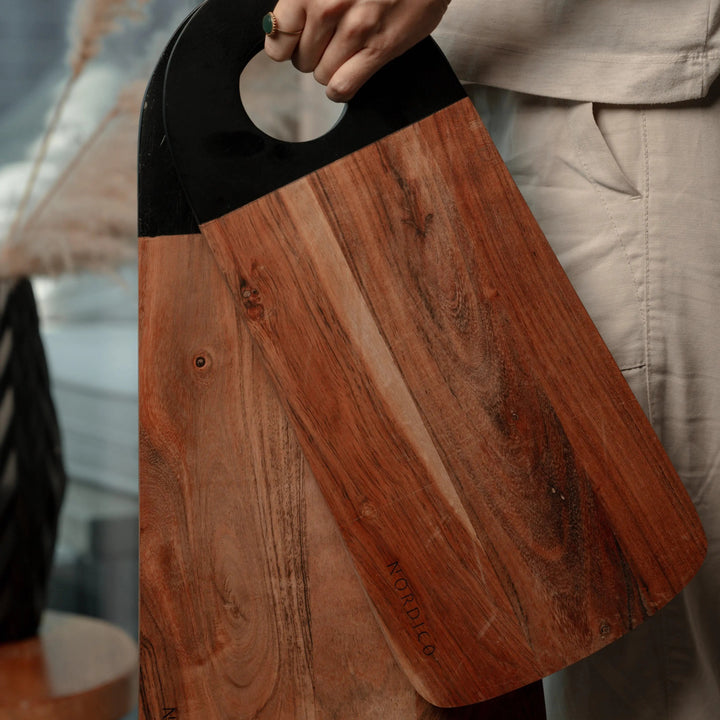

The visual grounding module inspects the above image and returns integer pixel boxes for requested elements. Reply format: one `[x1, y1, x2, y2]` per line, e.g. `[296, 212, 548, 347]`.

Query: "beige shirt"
[433, 0, 720, 103]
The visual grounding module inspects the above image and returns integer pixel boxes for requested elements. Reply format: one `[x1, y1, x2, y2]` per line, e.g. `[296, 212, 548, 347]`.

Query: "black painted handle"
[138, 7, 201, 238]
[163, 0, 466, 224]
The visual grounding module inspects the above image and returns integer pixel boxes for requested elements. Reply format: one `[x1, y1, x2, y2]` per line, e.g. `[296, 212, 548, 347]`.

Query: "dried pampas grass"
[68, 0, 151, 78]
[3, 0, 151, 264]
[0, 80, 146, 279]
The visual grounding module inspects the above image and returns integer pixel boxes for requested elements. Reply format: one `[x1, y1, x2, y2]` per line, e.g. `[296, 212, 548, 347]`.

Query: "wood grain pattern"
[140, 233, 312, 719]
[0, 611, 137, 720]
[139, 233, 545, 718]
[195, 97, 706, 706]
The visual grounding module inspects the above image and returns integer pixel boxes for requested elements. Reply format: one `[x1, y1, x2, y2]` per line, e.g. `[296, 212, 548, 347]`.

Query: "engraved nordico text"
[387, 561, 436, 656]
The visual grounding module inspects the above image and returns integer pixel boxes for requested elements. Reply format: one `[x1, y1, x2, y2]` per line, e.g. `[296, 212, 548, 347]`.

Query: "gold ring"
[262, 12, 303, 37]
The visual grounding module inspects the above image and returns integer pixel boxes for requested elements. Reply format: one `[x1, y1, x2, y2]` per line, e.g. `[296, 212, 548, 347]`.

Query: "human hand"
[263, 0, 451, 102]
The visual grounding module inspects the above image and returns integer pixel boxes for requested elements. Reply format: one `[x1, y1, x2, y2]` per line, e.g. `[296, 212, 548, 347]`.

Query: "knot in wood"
[240, 284, 265, 321]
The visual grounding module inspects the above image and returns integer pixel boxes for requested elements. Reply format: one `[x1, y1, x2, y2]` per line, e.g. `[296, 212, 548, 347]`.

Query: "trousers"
[467, 83, 720, 719]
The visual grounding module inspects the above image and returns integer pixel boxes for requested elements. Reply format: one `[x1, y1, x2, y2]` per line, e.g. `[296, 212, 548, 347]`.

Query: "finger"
[263, 2, 306, 62]
[324, 45, 390, 102]
[311, 8, 379, 86]
[292, 15, 335, 74]
[313, 36, 365, 88]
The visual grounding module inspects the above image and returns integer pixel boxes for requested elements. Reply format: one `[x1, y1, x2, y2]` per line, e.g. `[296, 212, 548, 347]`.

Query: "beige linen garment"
[434, 0, 720, 103]
[434, 3, 720, 719]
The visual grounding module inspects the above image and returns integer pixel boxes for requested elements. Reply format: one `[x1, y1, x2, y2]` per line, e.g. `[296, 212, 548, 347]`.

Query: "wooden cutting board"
[159, 0, 706, 708]
[138, 14, 546, 718]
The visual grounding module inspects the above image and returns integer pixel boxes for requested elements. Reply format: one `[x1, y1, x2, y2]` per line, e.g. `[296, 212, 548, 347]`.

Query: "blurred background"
[0, 1, 342, 718]
[0, 3, 202, 719]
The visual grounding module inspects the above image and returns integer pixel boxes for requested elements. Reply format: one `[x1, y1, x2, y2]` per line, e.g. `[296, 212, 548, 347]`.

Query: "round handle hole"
[239, 51, 345, 143]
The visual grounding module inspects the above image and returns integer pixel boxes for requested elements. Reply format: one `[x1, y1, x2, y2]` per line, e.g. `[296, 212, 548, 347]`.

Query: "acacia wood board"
[159, 0, 706, 708]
